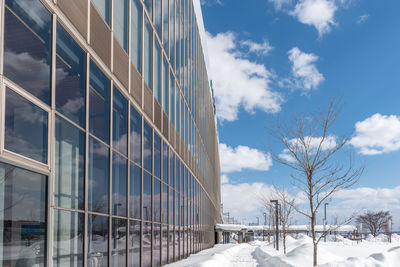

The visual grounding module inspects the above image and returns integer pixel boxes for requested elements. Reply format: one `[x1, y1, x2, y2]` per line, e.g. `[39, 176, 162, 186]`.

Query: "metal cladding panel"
[58, 0, 88, 39]
[181, 139, 184, 159]
[130, 63, 142, 106]
[154, 99, 162, 131]
[143, 85, 153, 119]
[113, 38, 129, 90]
[162, 112, 168, 137]
[169, 122, 175, 148]
[90, 3, 111, 68]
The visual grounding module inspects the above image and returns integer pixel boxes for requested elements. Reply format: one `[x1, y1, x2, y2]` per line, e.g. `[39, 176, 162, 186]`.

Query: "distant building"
[0, 0, 221, 266]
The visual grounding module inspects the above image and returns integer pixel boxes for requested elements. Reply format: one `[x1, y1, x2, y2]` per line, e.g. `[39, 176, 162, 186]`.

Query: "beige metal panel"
[143, 84, 153, 119]
[130, 63, 142, 106]
[154, 99, 162, 131]
[113, 38, 129, 90]
[90, 3, 111, 68]
[57, 0, 88, 40]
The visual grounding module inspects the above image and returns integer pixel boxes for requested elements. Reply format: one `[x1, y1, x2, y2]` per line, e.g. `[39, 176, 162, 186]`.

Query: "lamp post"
[263, 212, 267, 241]
[324, 203, 329, 242]
[270, 200, 279, 251]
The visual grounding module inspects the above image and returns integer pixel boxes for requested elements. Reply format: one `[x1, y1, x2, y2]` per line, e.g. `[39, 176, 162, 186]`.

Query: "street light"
[262, 212, 267, 241]
[270, 200, 279, 251]
[324, 203, 329, 242]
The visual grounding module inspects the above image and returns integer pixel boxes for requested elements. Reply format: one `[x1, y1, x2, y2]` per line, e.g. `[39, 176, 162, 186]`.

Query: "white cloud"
[356, 13, 369, 24]
[290, 0, 337, 37]
[240, 40, 274, 56]
[279, 135, 337, 162]
[284, 47, 324, 91]
[350, 114, 400, 155]
[205, 32, 283, 122]
[268, 0, 293, 10]
[219, 143, 273, 173]
[221, 174, 229, 184]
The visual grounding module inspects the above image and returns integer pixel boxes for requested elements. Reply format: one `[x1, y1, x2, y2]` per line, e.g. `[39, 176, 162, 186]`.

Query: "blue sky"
[199, 0, 400, 227]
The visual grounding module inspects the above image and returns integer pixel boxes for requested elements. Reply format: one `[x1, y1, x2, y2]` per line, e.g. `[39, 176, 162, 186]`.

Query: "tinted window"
[0, 162, 47, 266]
[88, 137, 109, 214]
[153, 178, 161, 222]
[153, 223, 161, 266]
[143, 120, 153, 173]
[130, 220, 141, 267]
[154, 133, 161, 178]
[142, 222, 152, 267]
[162, 225, 168, 265]
[144, 0, 152, 19]
[143, 171, 152, 221]
[163, 57, 169, 114]
[53, 210, 84, 266]
[54, 116, 85, 210]
[144, 16, 153, 90]
[113, 87, 128, 155]
[169, 151, 175, 187]
[114, 0, 129, 51]
[88, 214, 108, 267]
[130, 106, 142, 165]
[170, 72, 175, 124]
[56, 22, 86, 127]
[4, 1, 51, 104]
[154, 42, 162, 103]
[92, 0, 110, 25]
[162, 142, 168, 183]
[130, 163, 141, 219]
[169, 188, 174, 225]
[5, 88, 48, 163]
[162, 184, 168, 223]
[162, 0, 169, 53]
[112, 218, 127, 267]
[131, 0, 142, 73]
[112, 152, 127, 217]
[89, 60, 110, 143]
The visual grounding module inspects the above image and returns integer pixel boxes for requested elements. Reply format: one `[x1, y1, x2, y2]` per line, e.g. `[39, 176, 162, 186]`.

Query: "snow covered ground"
[165, 234, 400, 267]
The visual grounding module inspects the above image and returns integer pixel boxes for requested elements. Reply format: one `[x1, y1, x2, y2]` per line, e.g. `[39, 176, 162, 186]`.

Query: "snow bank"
[318, 246, 400, 267]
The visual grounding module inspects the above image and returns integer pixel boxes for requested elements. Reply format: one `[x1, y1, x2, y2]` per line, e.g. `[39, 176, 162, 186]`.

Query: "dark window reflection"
[142, 222, 152, 267]
[129, 220, 141, 267]
[88, 137, 109, 214]
[143, 172, 152, 221]
[130, 163, 141, 219]
[53, 210, 84, 266]
[112, 218, 127, 267]
[175, 192, 179, 227]
[0, 162, 47, 267]
[174, 228, 179, 260]
[153, 178, 161, 223]
[153, 223, 161, 267]
[154, 133, 161, 178]
[114, 0, 129, 51]
[54, 115, 85, 210]
[169, 152, 174, 187]
[5, 88, 48, 163]
[162, 184, 168, 224]
[112, 152, 127, 217]
[162, 142, 168, 184]
[130, 106, 142, 165]
[143, 16, 152, 90]
[162, 225, 168, 265]
[56, 22, 86, 128]
[4, 0, 51, 104]
[169, 188, 174, 225]
[88, 214, 108, 267]
[168, 225, 174, 262]
[175, 159, 179, 191]
[113, 87, 128, 155]
[92, 0, 110, 25]
[143, 121, 152, 173]
[89, 60, 110, 144]
[131, 0, 142, 73]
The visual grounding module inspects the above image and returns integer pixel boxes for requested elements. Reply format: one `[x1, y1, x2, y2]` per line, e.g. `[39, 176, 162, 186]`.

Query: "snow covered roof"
[244, 225, 357, 232]
[215, 224, 247, 232]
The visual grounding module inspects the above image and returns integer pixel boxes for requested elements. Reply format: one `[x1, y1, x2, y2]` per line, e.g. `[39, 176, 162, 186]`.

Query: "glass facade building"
[0, 0, 222, 266]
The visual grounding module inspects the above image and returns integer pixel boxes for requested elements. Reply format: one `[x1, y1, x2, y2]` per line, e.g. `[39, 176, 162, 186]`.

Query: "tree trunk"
[311, 213, 318, 266]
[283, 231, 287, 254]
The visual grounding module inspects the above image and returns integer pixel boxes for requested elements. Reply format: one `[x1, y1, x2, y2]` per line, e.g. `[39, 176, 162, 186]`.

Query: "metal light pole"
[263, 212, 267, 241]
[324, 203, 329, 242]
[270, 200, 279, 251]
[256, 217, 259, 226]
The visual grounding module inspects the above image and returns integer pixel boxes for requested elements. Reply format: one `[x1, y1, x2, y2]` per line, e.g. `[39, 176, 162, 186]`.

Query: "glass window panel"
[154, 42, 162, 103]
[129, 220, 141, 267]
[175, 191, 179, 227]
[0, 162, 47, 266]
[88, 137, 109, 214]
[113, 87, 128, 155]
[143, 16, 153, 90]
[169, 188, 174, 225]
[89, 60, 110, 144]
[53, 210, 84, 266]
[92, 0, 110, 25]
[142, 222, 152, 267]
[162, 184, 168, 223]
[162, 0, 169, 53]
[174, 227, 179, 259]
[169, 0, 175, 67]
[144, 0, 152, 19]
[143, 171, 152, 221]
[4, 1, 51, 104]
[114, 0, 129, 51]
[168, 225, 174, 262]
[5, 88, 48, 163]
[143, 120, 153, 173]
[131, 0, 142, 73]
[162, 225, 168, 265]
[175, 159, 179, 191]
[153, 178, 161, 222]
[163, 57, 169, 115]
[169, 152, 174, 187]
[54, 115, 85, 210]
[153, 223, 161, 266]
[130, 163, 141, 219]
[154, 0, 162, 37]
[130, 106, 142, 165]
[112, 152, 127, 217]
[56, 22, 86, 127]
[162, 142, 168, 184]
[170, 72, 175, 125]
[88, 214, 108, 267]
[154, 133, 161, 178]
[176, 84, 179, 132]
[112, 218, 127, 267]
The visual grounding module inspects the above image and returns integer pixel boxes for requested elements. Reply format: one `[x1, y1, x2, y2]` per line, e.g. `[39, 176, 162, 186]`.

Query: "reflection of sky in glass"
[130, 163, 141, 220]
[113, 87, 128, 155]
[153, 178, 161, 223]
[112, 152, 127, 217]
[114, 0, 129, 51]
[112, 218, 126, 267]
[143, 171, 152, 221]
[129, 220, 141, 267]
[130, 106, 142, 164]
[143, 121, 153, 173]
[144, 16, 153, 90]
[131, 0, 142, 73]
[153, 223, 161, 266]
[154, 133, 161, 178]
[142, 222, 152, 267]
[5, 88, 48, 163]
[169, 152, 175, 187]
[162, 141, 169, 183]
[92, 0, 110, 25]
[88, 214, 108, 267]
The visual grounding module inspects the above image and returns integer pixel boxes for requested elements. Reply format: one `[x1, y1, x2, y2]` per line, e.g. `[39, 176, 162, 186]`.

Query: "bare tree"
[356, 211, 392, 237]
[260, 185, 295, 254]
[267, 99, 363, 266]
